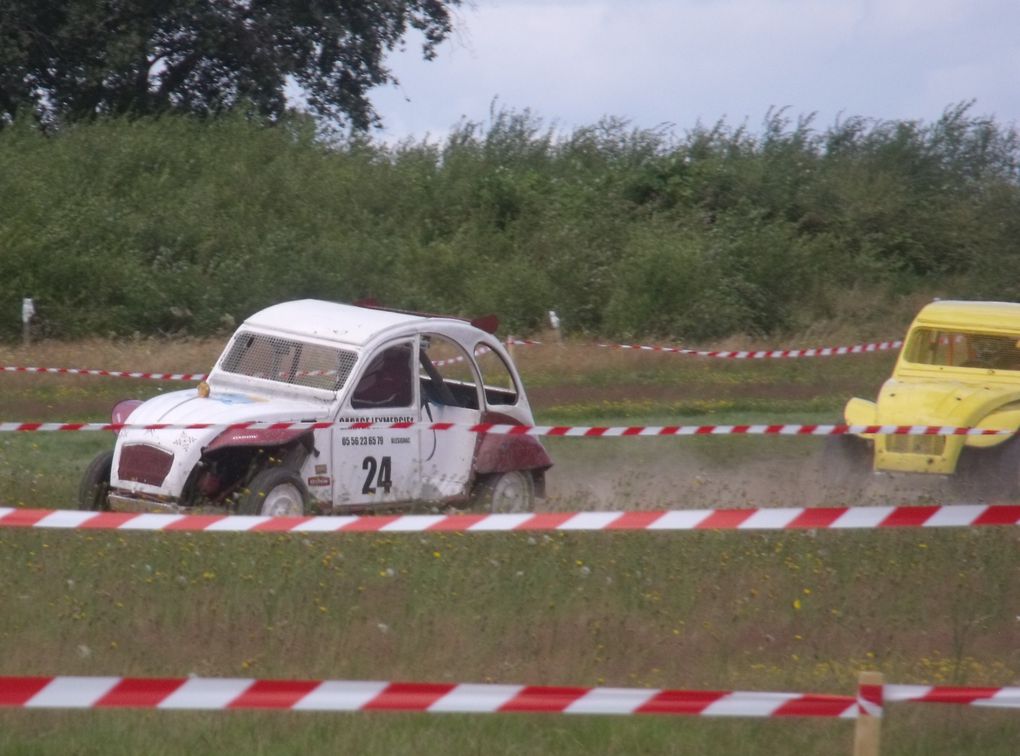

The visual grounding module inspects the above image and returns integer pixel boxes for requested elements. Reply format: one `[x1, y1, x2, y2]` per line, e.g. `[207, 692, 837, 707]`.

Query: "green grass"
[0, 528, 1017, 754]
[2, 709, 1019, 756]
[1, 434, 113, 508]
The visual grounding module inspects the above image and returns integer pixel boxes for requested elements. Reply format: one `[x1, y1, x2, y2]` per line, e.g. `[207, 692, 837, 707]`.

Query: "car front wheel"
[78, 450, 114, 511]
[473, 471, 535, 513]
[240, 468, 309, 516]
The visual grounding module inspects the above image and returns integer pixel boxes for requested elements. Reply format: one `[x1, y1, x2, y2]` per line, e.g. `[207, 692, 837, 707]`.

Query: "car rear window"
[220, 331, 358, 391]
[474, 342, 518, 405]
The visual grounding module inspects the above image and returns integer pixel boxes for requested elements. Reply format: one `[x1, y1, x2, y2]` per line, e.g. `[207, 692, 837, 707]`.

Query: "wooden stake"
[853, 670, 884, 756]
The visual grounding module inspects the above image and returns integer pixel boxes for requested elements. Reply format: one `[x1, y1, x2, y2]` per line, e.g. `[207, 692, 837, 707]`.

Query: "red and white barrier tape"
[506, 337, 903, 359]
[0, 420, 1013, 438]
[4, 676, 1014, 716]
[3, 505, 1018, 534]
[591, 340, 903, 359]
[885, 685, 1020, 709]
[0, 675, 855, 717]
[1, 365, 208, 381]
[857, 680, 884, 718]
[507, 338, 543, 347]
[0, 338, 899, 384]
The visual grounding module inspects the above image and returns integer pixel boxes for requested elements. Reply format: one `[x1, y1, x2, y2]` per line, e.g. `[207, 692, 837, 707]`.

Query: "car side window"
[350, 343, 415, 409]
[475, 342, 518, 406]
[419, 334, 480, 410]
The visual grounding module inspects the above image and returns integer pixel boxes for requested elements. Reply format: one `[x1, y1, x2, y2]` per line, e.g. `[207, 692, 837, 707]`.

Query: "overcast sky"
[366, 0, 1020, 143]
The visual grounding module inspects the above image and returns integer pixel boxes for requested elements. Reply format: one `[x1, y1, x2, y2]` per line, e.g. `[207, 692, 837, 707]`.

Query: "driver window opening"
[419, 334, 480, 410]
[350, 343, 415, 409]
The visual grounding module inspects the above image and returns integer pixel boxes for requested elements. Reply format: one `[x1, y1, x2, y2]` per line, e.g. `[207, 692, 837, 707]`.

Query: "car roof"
[242, 300, 430, 346]
[913, 300, 1020, 332]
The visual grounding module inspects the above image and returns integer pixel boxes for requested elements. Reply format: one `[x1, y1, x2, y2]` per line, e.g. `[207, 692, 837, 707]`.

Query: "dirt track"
[543, 440, 958, 511]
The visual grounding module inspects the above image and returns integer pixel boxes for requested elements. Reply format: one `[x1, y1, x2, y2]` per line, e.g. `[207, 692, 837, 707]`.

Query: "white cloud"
[368, 0, 1020, 142]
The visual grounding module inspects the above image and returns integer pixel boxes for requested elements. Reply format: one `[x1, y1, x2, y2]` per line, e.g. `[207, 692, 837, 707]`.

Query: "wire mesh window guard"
[220, 332, 358, 391]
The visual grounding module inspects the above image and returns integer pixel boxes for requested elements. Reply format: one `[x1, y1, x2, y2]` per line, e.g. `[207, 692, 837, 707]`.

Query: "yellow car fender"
[843, 397, 878, 440]
[968, 406, 1020, 449]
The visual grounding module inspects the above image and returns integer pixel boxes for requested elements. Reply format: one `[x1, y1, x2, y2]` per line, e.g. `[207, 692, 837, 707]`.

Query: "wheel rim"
[260, 483, 304, 516]
[489, 472, 531, 513]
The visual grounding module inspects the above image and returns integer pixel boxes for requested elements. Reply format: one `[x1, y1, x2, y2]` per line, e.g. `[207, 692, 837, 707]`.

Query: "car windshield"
[905, 328, 1020, 371]
[219, 331, 358, 391]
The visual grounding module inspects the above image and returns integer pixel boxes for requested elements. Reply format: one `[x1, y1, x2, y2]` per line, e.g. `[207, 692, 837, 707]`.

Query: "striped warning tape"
[506, 337, 903, 359]
[507, 338, 543, 347]
[0, 420, 1013, 437]
[0, 338, 899, 385]
[856, 680, 884, 718]
[590, 339, 903, 359]
[3, 505, 1018, 533]
[0, 675, 856, 717]
[3, 676, 1016, 715]
[885, 685, 1020, 709]
[1, 365, 208, 381]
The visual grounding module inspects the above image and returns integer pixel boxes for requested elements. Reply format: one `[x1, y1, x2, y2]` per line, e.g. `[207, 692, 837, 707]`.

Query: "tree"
[0, 0, 462, 130]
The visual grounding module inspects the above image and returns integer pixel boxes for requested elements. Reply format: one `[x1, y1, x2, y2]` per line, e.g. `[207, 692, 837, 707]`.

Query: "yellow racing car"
[831, 299, 1020, 497]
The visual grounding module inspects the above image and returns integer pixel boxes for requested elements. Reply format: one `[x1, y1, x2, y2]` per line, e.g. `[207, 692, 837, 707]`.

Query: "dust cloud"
[543, 441, 963, 512]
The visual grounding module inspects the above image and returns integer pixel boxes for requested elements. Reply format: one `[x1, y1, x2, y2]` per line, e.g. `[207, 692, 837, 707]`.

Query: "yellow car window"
[906, 328, 1020, 370]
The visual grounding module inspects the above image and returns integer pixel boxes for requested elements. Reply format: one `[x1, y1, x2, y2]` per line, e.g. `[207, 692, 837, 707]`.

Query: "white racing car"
[78, 300, 552, 515]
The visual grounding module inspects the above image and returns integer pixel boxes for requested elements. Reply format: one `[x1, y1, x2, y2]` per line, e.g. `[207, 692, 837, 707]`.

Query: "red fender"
[473, 412, 553, 474]
[205, 427, 313, 451]
[111, 399, 144, 434]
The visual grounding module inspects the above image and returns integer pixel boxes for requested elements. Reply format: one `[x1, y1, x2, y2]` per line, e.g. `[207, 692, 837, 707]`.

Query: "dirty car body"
[88, 300, 551, 515]
[841, 300, 1020, 492]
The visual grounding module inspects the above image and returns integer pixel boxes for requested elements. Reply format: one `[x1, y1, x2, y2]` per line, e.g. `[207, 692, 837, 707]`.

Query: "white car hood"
[123, 388, 328, 427]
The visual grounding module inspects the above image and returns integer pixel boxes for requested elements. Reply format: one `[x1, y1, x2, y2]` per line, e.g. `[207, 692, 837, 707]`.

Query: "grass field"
[1, 337, 1018, 754]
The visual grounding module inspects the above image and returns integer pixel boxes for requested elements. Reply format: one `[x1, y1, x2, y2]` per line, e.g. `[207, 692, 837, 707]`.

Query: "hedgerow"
[1, 103, 1017, 341]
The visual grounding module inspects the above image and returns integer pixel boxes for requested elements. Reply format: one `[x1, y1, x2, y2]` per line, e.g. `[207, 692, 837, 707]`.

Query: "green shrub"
[1, 104, 1017, 341]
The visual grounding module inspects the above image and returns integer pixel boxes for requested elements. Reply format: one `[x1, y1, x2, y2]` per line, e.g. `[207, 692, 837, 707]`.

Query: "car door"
[332, 340, 421, 508]
[418, 333, 482, 501]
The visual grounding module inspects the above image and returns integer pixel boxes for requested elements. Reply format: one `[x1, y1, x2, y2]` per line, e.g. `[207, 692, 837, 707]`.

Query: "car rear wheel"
[240, 468, 308, 516]
[473, 471, 535, 513]
[78, 450, 114, 511]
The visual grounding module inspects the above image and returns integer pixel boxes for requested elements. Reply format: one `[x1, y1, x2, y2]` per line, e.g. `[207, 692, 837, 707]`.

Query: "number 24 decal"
[362, 456, 393, 494]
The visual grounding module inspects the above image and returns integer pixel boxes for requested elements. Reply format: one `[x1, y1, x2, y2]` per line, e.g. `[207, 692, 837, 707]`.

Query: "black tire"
[238, 467, 309, 516]
[949, 445, 997, 500]
[982, 436, 1020, 500]
[947, 436, 1020, 502]
[820, 435, 871, 493]
[78, 450, 114, 511]
[472, 470, 535, 513]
